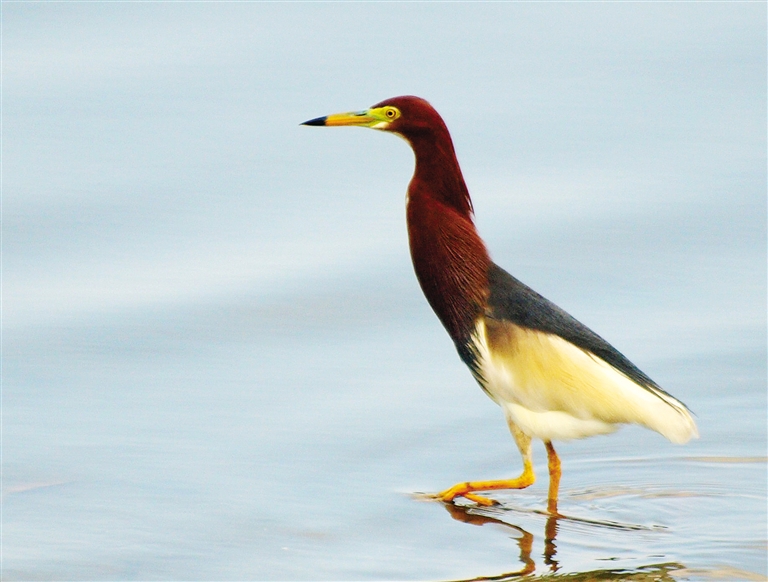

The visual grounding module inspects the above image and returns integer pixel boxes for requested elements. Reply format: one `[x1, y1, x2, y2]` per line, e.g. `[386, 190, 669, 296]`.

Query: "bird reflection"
[543, 512, 559, 572]
[441, 503, 558, 579]
[439, 503, 685, 581]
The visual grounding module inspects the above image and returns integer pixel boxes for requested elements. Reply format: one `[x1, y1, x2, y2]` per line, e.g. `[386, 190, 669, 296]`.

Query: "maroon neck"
[405, 122, 473, 217]
[404, 130, 491, 343]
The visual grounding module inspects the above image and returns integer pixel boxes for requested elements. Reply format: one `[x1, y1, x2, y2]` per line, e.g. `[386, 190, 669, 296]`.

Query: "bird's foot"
[428, 471, 537, 506]
[430, 482, 499, 506]
[462, 492, 500, 506]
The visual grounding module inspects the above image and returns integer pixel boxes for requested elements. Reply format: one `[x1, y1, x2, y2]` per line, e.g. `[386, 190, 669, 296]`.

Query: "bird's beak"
[301, 107, 390, 129]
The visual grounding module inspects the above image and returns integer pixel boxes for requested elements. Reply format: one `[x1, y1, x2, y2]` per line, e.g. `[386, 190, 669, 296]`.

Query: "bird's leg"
[545, 441, 561, 515]
[433, 422, 535, 506]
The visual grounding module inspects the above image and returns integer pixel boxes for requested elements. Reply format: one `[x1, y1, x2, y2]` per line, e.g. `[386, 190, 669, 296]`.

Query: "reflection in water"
[440, 503, 685, 581]
[543, 513, 559, 573]
[442, 503, 554, 579]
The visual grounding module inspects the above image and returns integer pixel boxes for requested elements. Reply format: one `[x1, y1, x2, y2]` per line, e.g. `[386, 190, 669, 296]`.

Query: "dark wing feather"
[486, 262, 669, 395]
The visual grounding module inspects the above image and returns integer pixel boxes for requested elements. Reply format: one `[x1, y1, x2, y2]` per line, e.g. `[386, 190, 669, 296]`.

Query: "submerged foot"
[431, 483, 499, 506]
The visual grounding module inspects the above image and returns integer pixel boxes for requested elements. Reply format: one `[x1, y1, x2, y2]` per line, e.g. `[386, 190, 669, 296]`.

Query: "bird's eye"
[385, 108, 398, 119]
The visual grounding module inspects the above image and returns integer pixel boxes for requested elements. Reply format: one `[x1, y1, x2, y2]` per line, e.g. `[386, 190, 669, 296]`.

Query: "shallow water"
[4, 3, 766, 580]
[5, 289, 766, 579]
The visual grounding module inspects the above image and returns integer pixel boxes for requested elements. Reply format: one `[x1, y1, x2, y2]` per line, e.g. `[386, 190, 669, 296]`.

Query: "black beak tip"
[301, 116, 327, 127]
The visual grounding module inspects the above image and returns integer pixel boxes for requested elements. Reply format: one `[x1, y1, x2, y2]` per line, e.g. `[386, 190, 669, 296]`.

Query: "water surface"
[4, 3, 766, 580]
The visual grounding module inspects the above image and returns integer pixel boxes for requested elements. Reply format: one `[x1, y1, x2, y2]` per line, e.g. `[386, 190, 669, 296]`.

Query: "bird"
[302, 96, 698, 513]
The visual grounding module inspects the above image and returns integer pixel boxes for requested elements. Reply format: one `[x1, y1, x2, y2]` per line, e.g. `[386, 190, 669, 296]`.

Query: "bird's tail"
[633, 385, 699, 444]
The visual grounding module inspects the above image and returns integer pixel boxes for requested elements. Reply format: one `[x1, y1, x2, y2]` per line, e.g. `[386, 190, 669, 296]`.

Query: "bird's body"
[303, 96, 697, 511]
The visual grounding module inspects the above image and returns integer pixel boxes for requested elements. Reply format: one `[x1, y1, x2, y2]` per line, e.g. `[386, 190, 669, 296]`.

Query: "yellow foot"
[430, 483, 499, 506]
[430, 469, 536, 506]
[463, 492, 499, 506]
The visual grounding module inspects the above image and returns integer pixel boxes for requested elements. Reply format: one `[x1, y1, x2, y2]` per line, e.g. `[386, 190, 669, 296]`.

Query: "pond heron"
[302, 96, 698, 512]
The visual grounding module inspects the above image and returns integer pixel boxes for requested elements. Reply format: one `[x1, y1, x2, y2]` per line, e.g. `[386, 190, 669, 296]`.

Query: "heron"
[302, 95, 698, 512]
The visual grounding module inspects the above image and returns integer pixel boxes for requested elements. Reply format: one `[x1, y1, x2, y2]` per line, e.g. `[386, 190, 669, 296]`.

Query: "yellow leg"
[545, 440, 561, 515]
[433, 420, 535, 506]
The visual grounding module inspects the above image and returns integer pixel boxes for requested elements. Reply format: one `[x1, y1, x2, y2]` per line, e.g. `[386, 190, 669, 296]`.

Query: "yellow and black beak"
[302, 110, 375, 127]
[301, 106, 400, 129]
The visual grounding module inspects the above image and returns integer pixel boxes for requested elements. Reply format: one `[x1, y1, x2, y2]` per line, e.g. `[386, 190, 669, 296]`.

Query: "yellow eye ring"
[385, 107, 399, 120]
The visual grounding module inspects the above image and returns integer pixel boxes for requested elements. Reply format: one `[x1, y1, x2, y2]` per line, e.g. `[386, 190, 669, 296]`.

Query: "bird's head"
[302, 95, 448, 141]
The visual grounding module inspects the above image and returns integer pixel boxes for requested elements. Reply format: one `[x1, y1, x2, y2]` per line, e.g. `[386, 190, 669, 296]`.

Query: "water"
[4, 3, 766, 580]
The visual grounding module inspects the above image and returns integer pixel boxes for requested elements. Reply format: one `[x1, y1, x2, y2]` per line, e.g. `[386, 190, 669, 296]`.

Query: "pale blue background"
[4, 3, 766, 580]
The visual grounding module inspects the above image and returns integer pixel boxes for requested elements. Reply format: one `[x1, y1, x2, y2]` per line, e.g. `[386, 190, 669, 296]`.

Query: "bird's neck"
[405, 133, 491, 344]
[407, 129, 473, 216]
